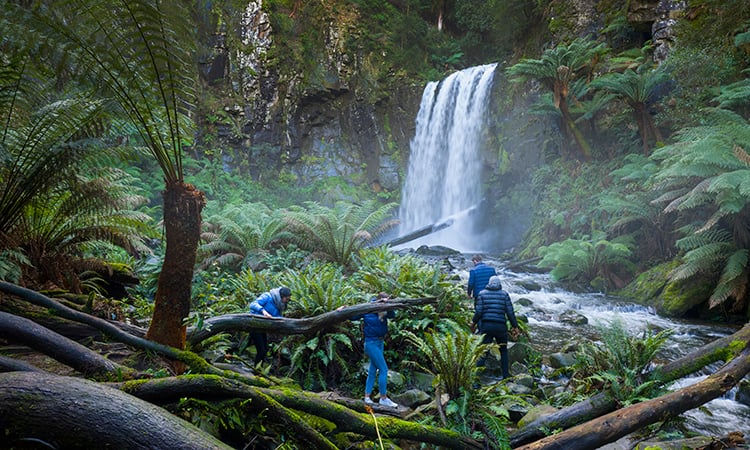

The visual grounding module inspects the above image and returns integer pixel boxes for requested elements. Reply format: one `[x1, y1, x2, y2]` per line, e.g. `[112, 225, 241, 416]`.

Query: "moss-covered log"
[113, 374, 483, 449]
[0, 371, 231, 449]
[517, 343, 750, 450]
[510, 323, 750, 447]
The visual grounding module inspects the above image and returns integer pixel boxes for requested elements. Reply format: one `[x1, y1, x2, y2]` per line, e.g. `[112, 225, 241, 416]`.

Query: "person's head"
[279, 287, 292, 303]
[472, 254, 482, 265]
[487, 275, 502, 290]
[377, 292, 390, 300]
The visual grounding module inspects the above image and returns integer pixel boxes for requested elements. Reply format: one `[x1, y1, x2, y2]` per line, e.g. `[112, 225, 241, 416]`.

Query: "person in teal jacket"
[249, 287, 291, 364]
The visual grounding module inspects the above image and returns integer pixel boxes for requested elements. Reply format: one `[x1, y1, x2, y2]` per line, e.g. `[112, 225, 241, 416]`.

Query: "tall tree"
[506, 38, 608, 160]
[591, 66, 668, 155]
[8, 0, 206, 356]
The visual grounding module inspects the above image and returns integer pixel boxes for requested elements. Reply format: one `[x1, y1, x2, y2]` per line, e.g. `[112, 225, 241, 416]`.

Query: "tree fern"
[283, 200, 397, 268]
[199, 203, 289, 271]
[650, 107, 750, 313]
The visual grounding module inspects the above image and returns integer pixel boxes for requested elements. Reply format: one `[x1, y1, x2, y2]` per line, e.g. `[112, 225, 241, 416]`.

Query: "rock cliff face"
[196, 1, 421, 199]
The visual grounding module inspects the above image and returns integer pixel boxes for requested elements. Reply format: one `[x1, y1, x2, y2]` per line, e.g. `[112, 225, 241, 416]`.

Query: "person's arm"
[504, 294, 519, 329]
[467, 270, 475, 297]
[250, 295, 273, 317]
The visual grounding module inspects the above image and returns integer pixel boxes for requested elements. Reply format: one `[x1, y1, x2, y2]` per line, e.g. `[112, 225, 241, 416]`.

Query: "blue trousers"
[364, 338, 388, 396]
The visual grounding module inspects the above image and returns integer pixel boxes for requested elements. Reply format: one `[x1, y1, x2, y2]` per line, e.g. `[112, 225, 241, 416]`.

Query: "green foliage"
[287, 331, 354, 391]
[283, 201, 398, 268]
[507, 37, 609, 159]
[282, 262, 360, 317]
[538, 231, 635, 291]
[404, 319, 487, 399]
[0, 248, 30, 283]
[650, 108, 750, 313]
[198, 203, 290, 272]
[571, 318, 672, 406]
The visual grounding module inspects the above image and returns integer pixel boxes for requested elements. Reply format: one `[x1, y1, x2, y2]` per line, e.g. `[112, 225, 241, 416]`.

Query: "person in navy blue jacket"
[467, 254, 496, 304]
[472, 275, 519, 379]
[249, 286, 291, 365]
[339, 292, 399, 408]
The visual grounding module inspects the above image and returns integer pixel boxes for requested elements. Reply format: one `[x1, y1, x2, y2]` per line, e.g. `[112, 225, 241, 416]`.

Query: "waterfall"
[398, 63, 497, 252]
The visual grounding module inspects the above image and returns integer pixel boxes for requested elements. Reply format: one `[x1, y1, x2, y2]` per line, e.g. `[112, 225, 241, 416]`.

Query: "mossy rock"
[618, 261, 713, 318]
[617, 261, 679, 304]
[659, 277, 713, 318]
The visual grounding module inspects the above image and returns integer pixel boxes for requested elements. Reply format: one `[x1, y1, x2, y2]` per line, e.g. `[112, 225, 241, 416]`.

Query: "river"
[498, 269, 750, 440]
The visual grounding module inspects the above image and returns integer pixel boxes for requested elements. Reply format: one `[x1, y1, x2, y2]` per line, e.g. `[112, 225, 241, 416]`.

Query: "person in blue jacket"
[340, 292, 399, 408]
[467, 254, 496, 304]
[249, 286, 291, 365]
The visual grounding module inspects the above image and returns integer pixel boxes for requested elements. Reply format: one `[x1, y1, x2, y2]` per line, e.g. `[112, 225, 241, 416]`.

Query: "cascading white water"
[398, 63, 497, 251]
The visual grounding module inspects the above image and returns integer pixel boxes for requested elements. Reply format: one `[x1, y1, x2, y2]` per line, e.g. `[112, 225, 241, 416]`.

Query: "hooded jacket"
[249, 288, 286, 318]
[473, 276, 518, 330]
[355, 296, 395, 340]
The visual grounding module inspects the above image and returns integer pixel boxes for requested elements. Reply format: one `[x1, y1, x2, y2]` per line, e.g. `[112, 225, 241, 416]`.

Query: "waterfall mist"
[398, 63, 498, 252]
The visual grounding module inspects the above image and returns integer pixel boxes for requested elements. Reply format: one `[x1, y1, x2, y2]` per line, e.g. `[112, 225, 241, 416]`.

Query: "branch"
[186, 297, 437, 346]
[0, 311, 136, 379]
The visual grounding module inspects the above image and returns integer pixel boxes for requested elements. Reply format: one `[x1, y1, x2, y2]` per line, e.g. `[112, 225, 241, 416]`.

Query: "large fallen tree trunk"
[517, 342, 750, 450]
[186, 296, 436, 346]
[510, 323, 750, 447]
[112, 374, 483, 449]
[0, 311, 136, 379]
[0, 371, 232, 449]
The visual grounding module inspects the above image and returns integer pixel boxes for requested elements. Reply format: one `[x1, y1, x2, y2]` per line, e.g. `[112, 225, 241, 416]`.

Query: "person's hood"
[486, 275, 502, 290]
[269, 288, 286, 313]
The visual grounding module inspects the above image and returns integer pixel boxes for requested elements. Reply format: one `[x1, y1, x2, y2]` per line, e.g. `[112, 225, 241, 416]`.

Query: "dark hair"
[472, 254, 482, 263]
[279, 287, 292, 299]
[377, 292, 390, 299]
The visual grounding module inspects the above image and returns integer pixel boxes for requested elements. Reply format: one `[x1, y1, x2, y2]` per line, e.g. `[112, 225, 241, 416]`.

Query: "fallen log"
[113, 374, 483, 450]
[0, 371, 232, 449]
[510, 323, 750, 447]
[0, 311, 135, 379]
[517, 343, 750, 450]
[186, 296, 437, 346]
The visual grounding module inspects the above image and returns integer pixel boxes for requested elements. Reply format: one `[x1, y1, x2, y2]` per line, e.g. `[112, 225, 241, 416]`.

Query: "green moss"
[659, 278, 713, 318]
[616, 261, 678, 304]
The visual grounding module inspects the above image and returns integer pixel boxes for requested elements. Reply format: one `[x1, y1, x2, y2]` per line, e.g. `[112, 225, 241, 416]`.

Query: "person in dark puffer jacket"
[472, 275, 519, 379]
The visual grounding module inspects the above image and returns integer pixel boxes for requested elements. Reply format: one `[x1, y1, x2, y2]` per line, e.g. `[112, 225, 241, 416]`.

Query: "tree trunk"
[187, 296, 437, 346]
[0, 311, 135, 379]
[510, 323, 750, 447]
[517, 343, 750, 450]
[0, 371, 231, 449]
[113, 374, 483, 449]
[146, 181, 205, 366]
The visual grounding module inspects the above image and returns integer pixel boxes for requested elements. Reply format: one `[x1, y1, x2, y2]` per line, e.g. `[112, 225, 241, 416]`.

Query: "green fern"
[650, 108, 750, 312]
[282, 200, 398, 268]
[572, 318, 671, 405]
[404, 320, 488, 400]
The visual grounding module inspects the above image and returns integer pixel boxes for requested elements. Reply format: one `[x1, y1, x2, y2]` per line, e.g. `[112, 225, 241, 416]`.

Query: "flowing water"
[397, 63, 497, 252]
[499, 269, 750, 439]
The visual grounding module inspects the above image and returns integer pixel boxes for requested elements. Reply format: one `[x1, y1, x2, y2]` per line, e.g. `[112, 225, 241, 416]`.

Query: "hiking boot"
[364, 397, 376, 405]
[378, 397, 398, 408]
